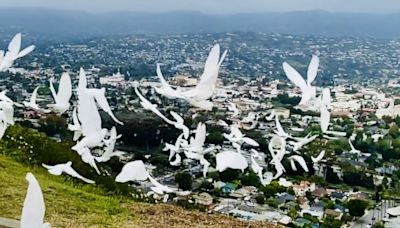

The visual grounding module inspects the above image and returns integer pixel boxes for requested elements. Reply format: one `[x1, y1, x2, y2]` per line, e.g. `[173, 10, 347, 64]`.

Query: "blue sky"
[1, 0, 400, 14]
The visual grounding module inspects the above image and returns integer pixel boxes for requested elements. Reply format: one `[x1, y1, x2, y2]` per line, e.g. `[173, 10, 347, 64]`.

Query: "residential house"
[222, 183, 238, 194]
[324, 209, 343, 220]
[277, 192, 296, 205]
[293, 181, 315, 196]
[293, 218, 312, 227]
[312, 187, 327, 198]
[193, 192, 213, 206]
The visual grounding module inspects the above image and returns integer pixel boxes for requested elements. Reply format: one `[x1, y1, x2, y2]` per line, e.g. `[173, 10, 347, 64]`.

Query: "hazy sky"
[2, 0, 400, 14]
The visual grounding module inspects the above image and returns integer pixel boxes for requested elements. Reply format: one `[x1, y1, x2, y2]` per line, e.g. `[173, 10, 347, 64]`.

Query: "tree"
[255, 194, 265, 204]
[240, 171, 261, 187]
[219, 169, 241, 182]
[175, 172, 193, 191]
[305, 191, 314, 202]
[324, 200, 335, 209]
[303, 213, 319, 223]
[266, 198, 279, 208]
[206, 130, 224, 145]
[347, 199, 369, 217]
[260, 181, 286, 198]
[288, 208, 297, 218]
[198, 181, 213, 192]
[287, 187, 295, 195]
[389, 124, 400, 138]
[326, 167, 341, 184]
[38, 114, 69, 138]
[274, 93, 301, 106]
[372, 221, 385, 228]
[322, 216, 343, 228]
[343, 171, 374, 189]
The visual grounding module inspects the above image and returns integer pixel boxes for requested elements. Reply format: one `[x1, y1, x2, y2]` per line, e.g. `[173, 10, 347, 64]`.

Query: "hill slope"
[0, 155, 275, 227]
[1, 8, 400, 39]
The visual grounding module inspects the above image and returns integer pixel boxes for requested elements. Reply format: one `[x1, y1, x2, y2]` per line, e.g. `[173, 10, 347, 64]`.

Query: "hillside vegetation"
[0, 125, 276, 227]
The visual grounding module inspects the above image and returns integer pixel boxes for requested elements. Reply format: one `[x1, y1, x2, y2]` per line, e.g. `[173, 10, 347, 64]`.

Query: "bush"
[255, 194, 265, 204]
[219, 169, 241, 182]
[322, 215, 343, 228]
[266, 198, 279, 208]
[260, 180, 287, 198]
[0, 124, 137, 196]
[240, 170, 261, 187]
[206, 130, 224, 145]
[175, 172, 193, 191]
[198, 181, 213, 192]
[347, 199, 369, 217]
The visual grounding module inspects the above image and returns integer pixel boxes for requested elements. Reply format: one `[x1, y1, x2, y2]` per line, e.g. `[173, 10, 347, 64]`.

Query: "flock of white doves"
[0, 33, 357, 227]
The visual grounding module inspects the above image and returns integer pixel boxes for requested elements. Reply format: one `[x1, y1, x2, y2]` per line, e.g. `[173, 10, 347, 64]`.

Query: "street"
[352, 200, 393, 228]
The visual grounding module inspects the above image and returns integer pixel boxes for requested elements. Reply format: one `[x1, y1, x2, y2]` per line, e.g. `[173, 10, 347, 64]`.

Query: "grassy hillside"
[0, 154, 275, 227]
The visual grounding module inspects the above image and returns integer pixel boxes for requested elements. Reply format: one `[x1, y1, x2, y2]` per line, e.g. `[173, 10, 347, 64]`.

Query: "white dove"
[68, 107, 82, 141]
[311, 150, 325, 163]
[95, 127, 125, 163]
[85, 88, 123, 125]
[268, 135, 286, 179]
[0, 33, 35, 72]
[76, 146, 100, 174]
[274, 115, 291, 139]
[265, 110, 275, 121]
[288, 155, 309, 172]
[48, 73, 72, 114]
[170, 111, 189, 139]
[200, 156, 210, 178]
[77, 67, 87, 91]
[180, 44, 227, 101]
[320, 101, 330, 133]
[20, 173, 51, 228]
[348, 139, 361, 154]
[223, 124, 259, 147]
[282, 55, 319, 105]
[153, 63, 183, 99]
[291, 134, 318, 151]
[185, 122, 207, 154]
[217, 119, 229, 127]
[42, 161, 95, 184]
[250, 155, 264, 182]
[23, 87, 50, 113]
[164, 133, 184, 161]
[216, 151, 248, 172]
[156, 44, 227, 110]
[115, 160, 149, 183]
[74, 90, 108, 149]
[134, 82, 175, 124]
[148, 175, 177, 195]
[170, 153, 182, 166]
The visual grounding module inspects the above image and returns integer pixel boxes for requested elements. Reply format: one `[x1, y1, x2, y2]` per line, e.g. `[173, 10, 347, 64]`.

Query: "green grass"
[0, 124, 275, 227]
[0, 154, 137, 227]
[0, 155, 275, 228]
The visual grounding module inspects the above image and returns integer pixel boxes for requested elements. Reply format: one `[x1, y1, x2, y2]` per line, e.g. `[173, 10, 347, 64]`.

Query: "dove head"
[25, 172, 35, 182]
[66, 161, 72, 166]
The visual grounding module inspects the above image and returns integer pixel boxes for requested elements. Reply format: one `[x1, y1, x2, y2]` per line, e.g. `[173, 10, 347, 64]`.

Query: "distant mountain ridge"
[1, 8, 400, 40]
